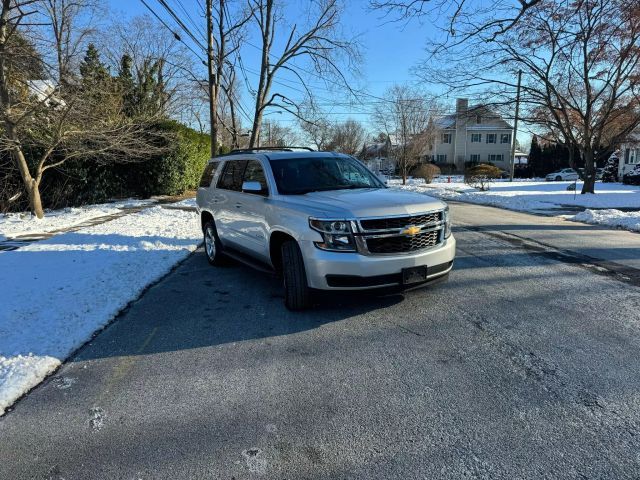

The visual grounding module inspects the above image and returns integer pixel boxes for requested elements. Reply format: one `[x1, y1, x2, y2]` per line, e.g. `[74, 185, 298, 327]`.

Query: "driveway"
[1, 203, 640, 479]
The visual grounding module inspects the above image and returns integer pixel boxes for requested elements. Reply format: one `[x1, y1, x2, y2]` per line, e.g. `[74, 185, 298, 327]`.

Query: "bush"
[438, 163, 458, 175]
[120, 120, 210, 197]
[464, 164, 503, 191]
[413, 163, 441, 184]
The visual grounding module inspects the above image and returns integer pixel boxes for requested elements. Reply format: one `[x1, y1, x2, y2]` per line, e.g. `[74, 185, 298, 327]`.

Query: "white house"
[426, 98, 514, 171]
[618, 126, 640, 178]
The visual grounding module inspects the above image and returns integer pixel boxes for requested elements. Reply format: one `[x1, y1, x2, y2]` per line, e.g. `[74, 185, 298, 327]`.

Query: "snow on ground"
[0, 199, 155, 239]
[0, 205, 201, 415]
[389, 177, 640, 232]
[571, 209, 640, 232]
[169, 197, 197, 208]
[392, 178, 640, 211]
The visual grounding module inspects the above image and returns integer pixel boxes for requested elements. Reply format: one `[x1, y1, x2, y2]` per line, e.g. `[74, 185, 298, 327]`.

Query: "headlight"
[443, 206, 452, 239]
[309, 218, 356, 252]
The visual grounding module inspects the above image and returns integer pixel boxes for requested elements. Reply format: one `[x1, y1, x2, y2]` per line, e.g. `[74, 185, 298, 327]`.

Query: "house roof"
[434, 114, 456, 129]
[432, 104, 513, 130]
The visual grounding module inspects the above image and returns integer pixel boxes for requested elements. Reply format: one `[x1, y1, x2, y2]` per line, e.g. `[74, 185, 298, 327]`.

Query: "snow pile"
[0, 205, 201, 415]
[0, 199, 154, 239]
[571, 209, 640, 232]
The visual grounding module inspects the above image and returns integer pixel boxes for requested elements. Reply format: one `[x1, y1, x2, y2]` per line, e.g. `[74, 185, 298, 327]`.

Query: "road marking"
[94, 327, 158, 406]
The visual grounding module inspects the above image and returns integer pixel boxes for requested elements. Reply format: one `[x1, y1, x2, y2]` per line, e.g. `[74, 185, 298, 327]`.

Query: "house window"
[436, 154, 447, 163]
[442, 133, 452, 144]
[476, 114, 481, 124]
[625, 148, 630, 164]
[471, 133, 481, 143]
[486, 134, 497, 144]
[488, 154, 504, 162]
[469, 154, 480, 162]
[631, 149, 638, 164]
[500, 133, 511, 144]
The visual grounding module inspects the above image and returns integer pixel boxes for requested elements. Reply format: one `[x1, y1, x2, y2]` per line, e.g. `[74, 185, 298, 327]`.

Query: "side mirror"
[242, 181, 263, 193]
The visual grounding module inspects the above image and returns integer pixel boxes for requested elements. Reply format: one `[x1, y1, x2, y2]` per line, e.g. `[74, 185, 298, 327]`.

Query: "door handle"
[234, 203, 242, 208]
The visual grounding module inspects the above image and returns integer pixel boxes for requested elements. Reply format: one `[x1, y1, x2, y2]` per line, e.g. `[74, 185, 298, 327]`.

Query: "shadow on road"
[70, 249, 406, 363]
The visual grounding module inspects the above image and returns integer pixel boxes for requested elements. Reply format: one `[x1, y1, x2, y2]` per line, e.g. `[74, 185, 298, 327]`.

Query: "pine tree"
[528, 135, 543, 176]
[602, 153, 619, 183]
[79, 43, 109, 86]
[118, 54, 135, 116]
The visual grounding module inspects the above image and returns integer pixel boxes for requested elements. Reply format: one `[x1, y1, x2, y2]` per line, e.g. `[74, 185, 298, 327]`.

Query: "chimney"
[456, 98, 468, 114]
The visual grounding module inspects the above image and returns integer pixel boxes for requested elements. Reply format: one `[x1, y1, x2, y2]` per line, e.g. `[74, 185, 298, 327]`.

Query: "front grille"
[360, 212, 441, 231]
[366, 230, 440, 254]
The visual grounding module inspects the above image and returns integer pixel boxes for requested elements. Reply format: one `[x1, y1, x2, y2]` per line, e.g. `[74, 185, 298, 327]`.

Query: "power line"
[172, 0, 208, 45]
[155, 0, 208, 52]
[139, 0, 207, 64]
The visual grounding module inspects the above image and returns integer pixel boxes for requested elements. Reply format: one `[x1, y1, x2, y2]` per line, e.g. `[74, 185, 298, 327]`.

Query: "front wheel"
[281, 241, 312, 310]
[555, 176, 562, 181]
[203, 220, 225, 266]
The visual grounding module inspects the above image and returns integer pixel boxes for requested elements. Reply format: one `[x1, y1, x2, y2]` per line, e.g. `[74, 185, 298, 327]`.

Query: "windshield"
[269, 156, 386, 195]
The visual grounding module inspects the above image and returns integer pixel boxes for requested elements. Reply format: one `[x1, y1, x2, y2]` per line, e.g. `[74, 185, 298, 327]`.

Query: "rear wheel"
[203, 220, 225, 266]
[281, 240, 312, 310]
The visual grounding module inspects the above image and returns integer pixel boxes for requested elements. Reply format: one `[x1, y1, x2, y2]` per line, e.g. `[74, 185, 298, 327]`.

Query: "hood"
[281, 187, 446, 218]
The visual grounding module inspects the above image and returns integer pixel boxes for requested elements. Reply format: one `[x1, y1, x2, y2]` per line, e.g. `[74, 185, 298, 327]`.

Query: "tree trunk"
[581, 149, 596, 194]
[567, 147, 574, 170]
[28, 179, 44, 219]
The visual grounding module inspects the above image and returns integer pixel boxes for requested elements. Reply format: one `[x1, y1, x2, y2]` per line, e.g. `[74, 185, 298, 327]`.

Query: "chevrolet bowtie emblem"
[402, 226, 421, 236]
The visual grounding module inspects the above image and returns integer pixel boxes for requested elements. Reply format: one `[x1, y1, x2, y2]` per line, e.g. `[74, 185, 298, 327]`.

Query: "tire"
[203, 219, 225, 266]
[555, 176, 562, 181]
[281, 240, 312, 310]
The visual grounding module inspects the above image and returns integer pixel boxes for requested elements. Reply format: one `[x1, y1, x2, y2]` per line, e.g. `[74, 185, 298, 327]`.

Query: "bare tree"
[42, 0, 102, 84]
[372, 84, 431, 184]
[298, 105, 333, 150]
[327, 118, 366, 155]
[205, 0, 252, 156]
[247, 0, 358, 148]
[0, 1, 167, 218]
[260, 119, 299, 146]
[370, 0, 541, 43]
[412, 0, 640, 194]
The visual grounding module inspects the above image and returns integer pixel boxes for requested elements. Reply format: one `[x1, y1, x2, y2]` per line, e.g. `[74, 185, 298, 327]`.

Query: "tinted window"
[199, 162, 218, 188]
[217, 160, 248, 191]
[269, 156, 385, 195]
[243, 160, 268, 195]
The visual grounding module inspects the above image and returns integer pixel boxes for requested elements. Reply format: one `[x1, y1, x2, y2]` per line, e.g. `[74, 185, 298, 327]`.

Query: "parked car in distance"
[622, 165, 640, 185]
[196, 148, 456, 310]
[546, 168, 579, 181]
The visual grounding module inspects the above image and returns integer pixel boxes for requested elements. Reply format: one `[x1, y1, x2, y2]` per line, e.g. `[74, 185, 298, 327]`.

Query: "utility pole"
[205, 0, 217, 157]
[509, 69, 522, 182]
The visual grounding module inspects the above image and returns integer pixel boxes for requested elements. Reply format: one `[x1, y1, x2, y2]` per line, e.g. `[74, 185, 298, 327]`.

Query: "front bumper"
[300, 235, 456, 290]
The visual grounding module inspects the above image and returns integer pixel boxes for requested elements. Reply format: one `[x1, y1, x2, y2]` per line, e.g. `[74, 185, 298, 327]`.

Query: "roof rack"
[223, 146, 315, 156]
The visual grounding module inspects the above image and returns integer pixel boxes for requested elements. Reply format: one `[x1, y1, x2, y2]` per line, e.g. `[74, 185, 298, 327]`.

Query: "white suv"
[196, 149, 456, 310]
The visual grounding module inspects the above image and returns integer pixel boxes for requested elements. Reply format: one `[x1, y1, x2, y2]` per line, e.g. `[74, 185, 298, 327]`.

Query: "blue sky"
[107, 0, 503, 140]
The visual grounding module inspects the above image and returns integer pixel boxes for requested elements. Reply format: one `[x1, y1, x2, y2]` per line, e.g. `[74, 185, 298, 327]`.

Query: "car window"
[217, 160, 248, 191]
[199, 162, 219, 188]
[243, 160, 269, 196]
[269, 156, 385, 195]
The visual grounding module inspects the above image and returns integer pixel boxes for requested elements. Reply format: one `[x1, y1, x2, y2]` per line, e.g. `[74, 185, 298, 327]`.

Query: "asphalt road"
[2, 204, 640, 479]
